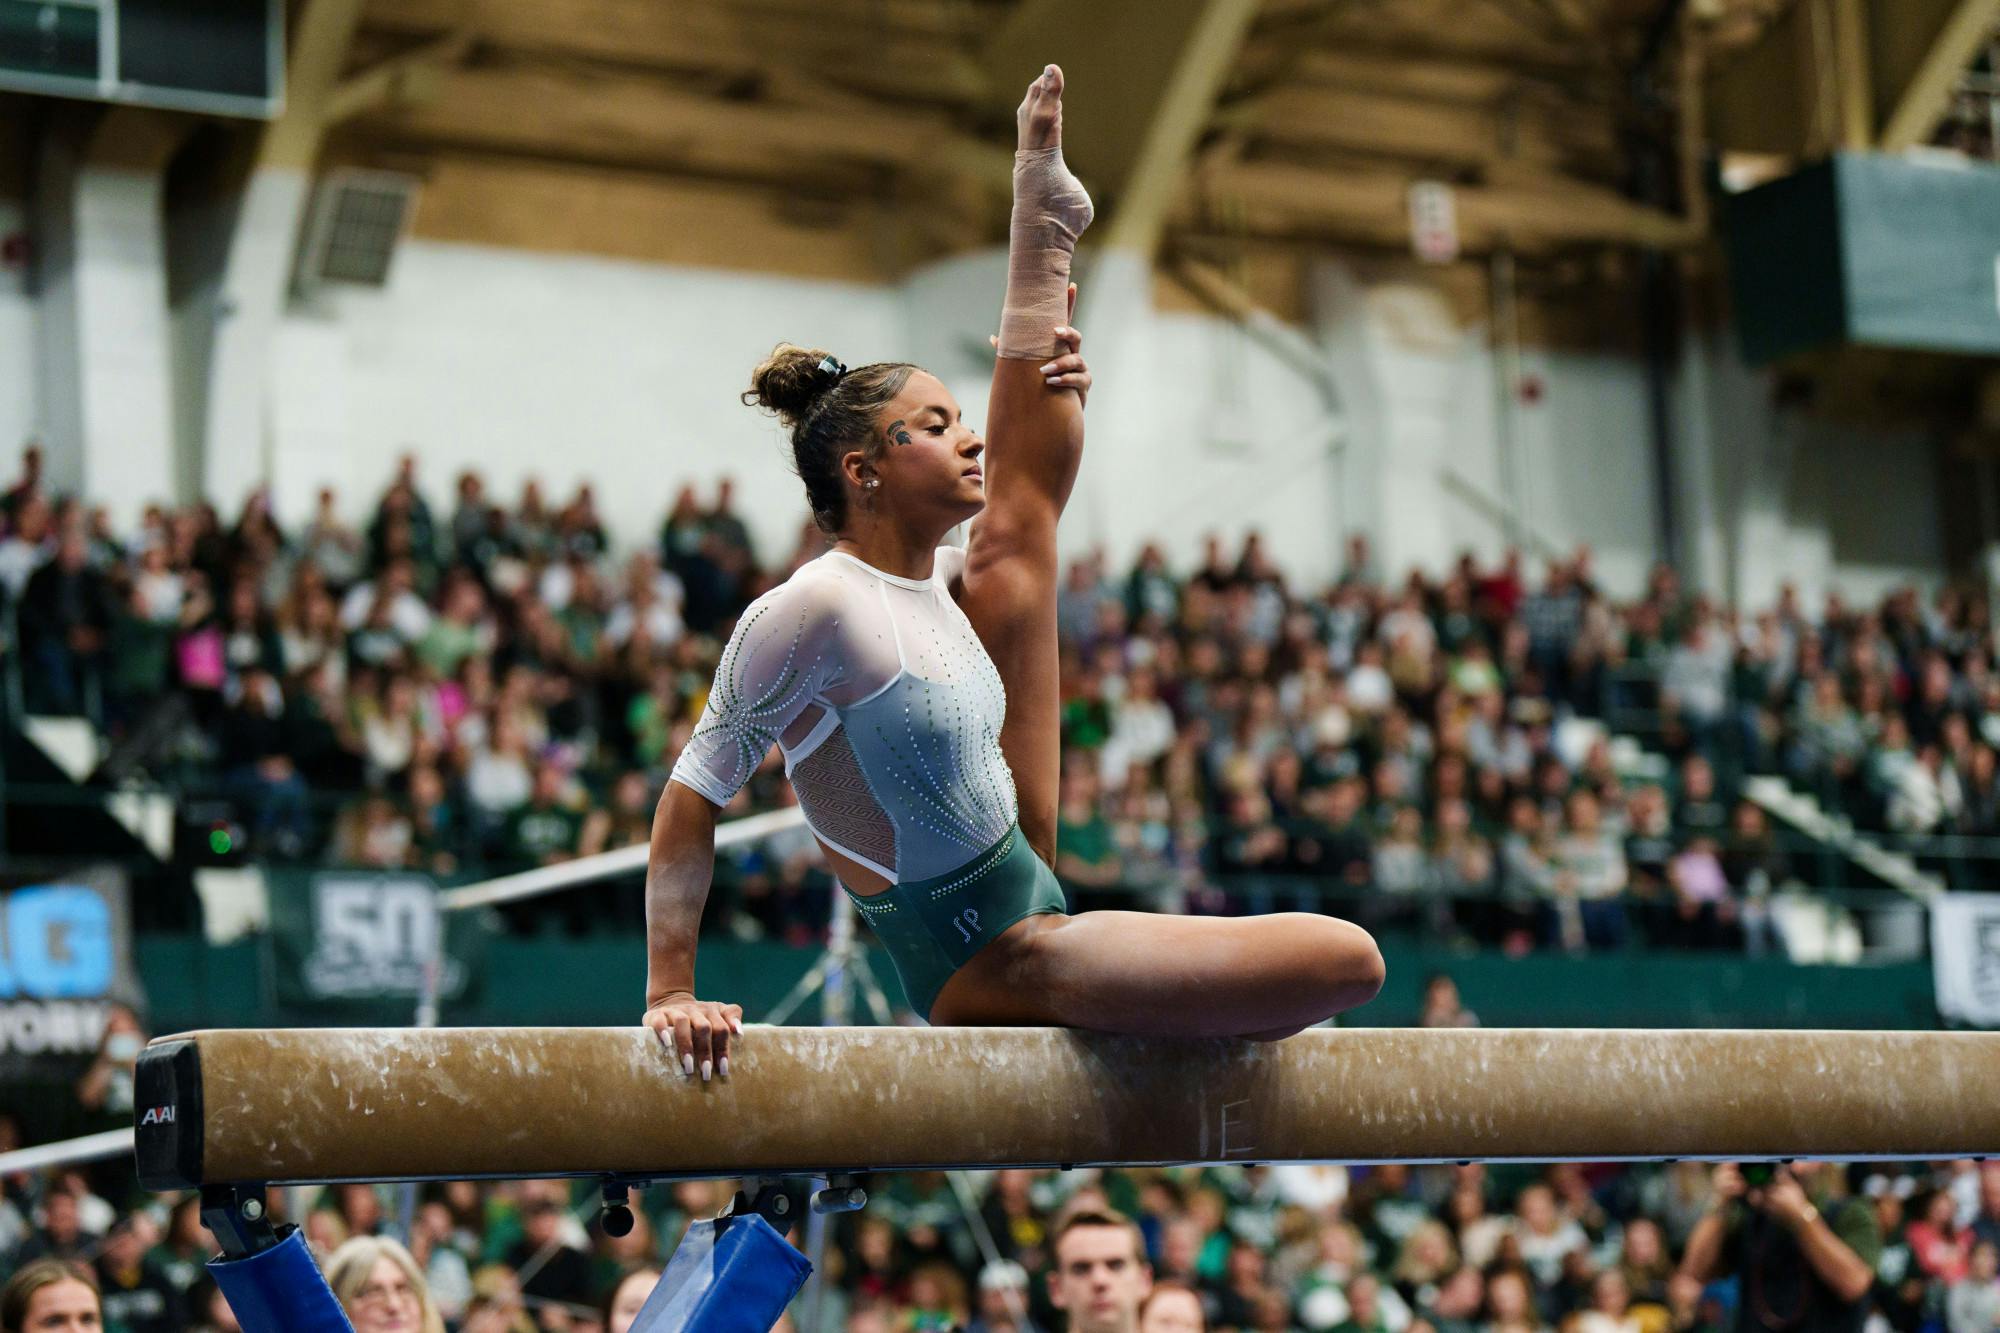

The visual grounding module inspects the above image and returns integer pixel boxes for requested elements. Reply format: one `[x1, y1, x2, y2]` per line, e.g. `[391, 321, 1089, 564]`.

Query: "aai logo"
[139, 1105, 174, 1127]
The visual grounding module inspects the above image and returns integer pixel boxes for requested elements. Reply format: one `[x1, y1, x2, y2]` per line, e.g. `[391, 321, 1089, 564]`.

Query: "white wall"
[1313, 262, 1660, 598]
[235, 239, 1947, 607]
[0, 193, 34, 459]
[271, 241, 1352, 587]
[270, 243, 904, 568]
[1692, 332, 1944, 609]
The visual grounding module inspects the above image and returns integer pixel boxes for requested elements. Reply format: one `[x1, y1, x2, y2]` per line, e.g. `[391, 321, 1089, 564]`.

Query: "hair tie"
[817, 356, 848, 381]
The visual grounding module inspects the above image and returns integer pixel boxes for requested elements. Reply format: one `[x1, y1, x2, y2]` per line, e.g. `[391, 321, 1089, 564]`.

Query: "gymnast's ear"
[838, 448, 875, 493]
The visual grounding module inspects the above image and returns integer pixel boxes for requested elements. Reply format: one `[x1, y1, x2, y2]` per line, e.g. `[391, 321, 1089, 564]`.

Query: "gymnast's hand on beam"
[643, 991, 743, 1082]
[990, 283, 1091, 409]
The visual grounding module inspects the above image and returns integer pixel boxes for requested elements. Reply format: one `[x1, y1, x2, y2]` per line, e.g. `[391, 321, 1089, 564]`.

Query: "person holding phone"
[1679, 1163, 1881, 1333]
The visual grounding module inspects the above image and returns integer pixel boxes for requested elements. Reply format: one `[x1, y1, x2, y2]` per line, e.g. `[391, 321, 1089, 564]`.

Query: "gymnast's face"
[855, 371, 985, 527]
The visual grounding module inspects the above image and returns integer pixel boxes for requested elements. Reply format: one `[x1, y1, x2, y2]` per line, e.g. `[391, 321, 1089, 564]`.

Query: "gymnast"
[642, 65, 1384, 1079]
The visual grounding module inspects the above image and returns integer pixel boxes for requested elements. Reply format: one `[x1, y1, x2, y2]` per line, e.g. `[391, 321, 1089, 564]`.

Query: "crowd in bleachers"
[5, 447, 2000, 949]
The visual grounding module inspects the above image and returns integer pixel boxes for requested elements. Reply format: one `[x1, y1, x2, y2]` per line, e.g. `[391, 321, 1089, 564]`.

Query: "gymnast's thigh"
[928, 910, 1386, 1038]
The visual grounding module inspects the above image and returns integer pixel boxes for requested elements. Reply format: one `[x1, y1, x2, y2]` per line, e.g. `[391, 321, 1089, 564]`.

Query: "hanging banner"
[0, 865, 139, 1074]
[268, 870, 489, 1019]
[1931, 893, 2000, 1028]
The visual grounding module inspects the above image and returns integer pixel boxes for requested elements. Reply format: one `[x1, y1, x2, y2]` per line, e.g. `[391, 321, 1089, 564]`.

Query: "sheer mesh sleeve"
[669, 576, 846, 809]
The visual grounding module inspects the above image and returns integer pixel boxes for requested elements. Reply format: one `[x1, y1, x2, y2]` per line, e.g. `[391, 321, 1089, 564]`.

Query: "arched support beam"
[136, 1026, 2000, 1190]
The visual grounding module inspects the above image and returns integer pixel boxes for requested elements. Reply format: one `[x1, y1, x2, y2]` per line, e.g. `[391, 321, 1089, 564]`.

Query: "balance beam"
[134, 1026, 2000, 1190]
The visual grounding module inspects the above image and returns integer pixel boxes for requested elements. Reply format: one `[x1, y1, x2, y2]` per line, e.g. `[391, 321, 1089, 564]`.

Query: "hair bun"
[744, 344, 842, 428]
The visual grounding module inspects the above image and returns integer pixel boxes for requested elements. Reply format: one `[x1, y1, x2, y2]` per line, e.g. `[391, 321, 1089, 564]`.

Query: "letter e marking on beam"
[1220, 1099, 1255, 1159]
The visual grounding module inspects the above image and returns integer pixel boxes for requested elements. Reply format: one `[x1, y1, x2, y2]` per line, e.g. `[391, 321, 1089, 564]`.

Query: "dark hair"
[2, 1260, 99, 1333]
[743, 344, 918, 536]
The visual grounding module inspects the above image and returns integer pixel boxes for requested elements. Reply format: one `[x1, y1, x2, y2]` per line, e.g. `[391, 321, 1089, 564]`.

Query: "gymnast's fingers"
[643, 1008, 674, 1060]
[686, 1010, 717, 1082]
[706, 1002, 735, 1075]
[723, 1002, 745, 1041]
[989, 333, 1000, 350]
[1066, 281, 1078, 325]
[1052, 324, 1081, 354]
[669, 1012, 696, 1078]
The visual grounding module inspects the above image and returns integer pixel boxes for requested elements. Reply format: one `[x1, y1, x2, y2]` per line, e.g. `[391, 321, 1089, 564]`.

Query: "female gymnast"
[642, 65, 1384, 1079]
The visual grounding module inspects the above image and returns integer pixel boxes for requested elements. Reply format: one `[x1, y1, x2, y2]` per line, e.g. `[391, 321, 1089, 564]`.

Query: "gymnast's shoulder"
[932, 542, 967, 595]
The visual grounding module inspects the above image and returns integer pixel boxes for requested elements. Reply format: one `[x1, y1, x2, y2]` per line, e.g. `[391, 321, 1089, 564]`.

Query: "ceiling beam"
[360, 0, 987, 102]
[263, 0, 370, 170]
[1276, 47, 1605, 104]
[1876, 0, 2000, 151]
[1303, 1, 1600, 71]
[1187, 159, 1701, 253]
[323, 30, 475, 128]
[348, 63, 1013, 192]
[1230, 83, 1621, 176]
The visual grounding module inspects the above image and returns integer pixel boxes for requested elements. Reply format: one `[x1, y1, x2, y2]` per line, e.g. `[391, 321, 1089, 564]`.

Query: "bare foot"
[1017, 64, 1064, 153]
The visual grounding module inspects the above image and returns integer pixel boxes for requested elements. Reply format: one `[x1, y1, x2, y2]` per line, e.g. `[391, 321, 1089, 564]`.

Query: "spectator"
[1515, 1185, 1590, 1291]
[1487, 1268, 1551, 1333]
[502, 760, 586, 869]
[1, 1259, 99, 1333]
[92, 1216, 180, 1333]
[1419, 974, 1479, 1029]
[601, 1266, 661, 1333]
[12, 1192, 92, 1269]
[1946, 1241, 2000, 1333]
[326, 1236, 445, 1333]
[1139, 1281, 1206, 1333]
[19, 524, 115, 714]
[1048, 1210, 1152, 1333]
[503, 1196, 592, 1317]
[1680, 1164, 1878, 1333]
[1909, 1190, 1974, 1285]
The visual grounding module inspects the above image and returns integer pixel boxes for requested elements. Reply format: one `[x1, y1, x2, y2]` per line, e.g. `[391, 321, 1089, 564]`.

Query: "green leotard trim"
[844, 823, 1067, 1020]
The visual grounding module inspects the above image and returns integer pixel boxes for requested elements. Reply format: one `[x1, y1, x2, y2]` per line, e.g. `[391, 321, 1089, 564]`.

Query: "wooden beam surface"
[135, 1026, 2000, 1189]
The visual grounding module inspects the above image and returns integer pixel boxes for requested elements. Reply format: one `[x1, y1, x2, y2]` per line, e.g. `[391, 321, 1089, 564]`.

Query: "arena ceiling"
[294, 0, 1995, 295]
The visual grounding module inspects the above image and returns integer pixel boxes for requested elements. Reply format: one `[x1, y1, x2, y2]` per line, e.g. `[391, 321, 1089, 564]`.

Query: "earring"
[866, 480, 879, 490]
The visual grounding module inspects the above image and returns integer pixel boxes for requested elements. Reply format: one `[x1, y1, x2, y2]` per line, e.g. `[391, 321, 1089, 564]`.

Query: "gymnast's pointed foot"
[1016, 62, 1066, 153]
[998, 65, 1094, 360]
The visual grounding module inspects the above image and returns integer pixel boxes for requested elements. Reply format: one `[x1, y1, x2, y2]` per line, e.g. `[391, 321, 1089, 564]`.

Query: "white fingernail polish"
[682, 1053, 694, 1076]
[719, 1057, 730, 1078]
[701, 1060, 713, 1082]
[732, 1019, 744, 1035]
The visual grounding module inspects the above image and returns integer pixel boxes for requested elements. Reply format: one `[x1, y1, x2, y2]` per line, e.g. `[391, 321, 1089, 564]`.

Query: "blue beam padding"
[207, 1227, 354, 1333]
[634, 1215, 812, 1332]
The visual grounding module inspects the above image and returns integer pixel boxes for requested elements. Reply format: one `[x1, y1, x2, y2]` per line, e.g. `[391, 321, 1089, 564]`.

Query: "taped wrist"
[996, 146, 1094, 360]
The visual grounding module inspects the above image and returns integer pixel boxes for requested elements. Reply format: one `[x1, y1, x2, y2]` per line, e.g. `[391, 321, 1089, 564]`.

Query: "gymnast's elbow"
[651, 778, 722, 862]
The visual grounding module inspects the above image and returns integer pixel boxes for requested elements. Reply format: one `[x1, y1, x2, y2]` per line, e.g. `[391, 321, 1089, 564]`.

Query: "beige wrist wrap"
[996, 146, 1095, 360]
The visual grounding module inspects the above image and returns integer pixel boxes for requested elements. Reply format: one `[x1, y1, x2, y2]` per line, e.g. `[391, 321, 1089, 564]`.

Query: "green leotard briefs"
[845, 823, 1067, 1020]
